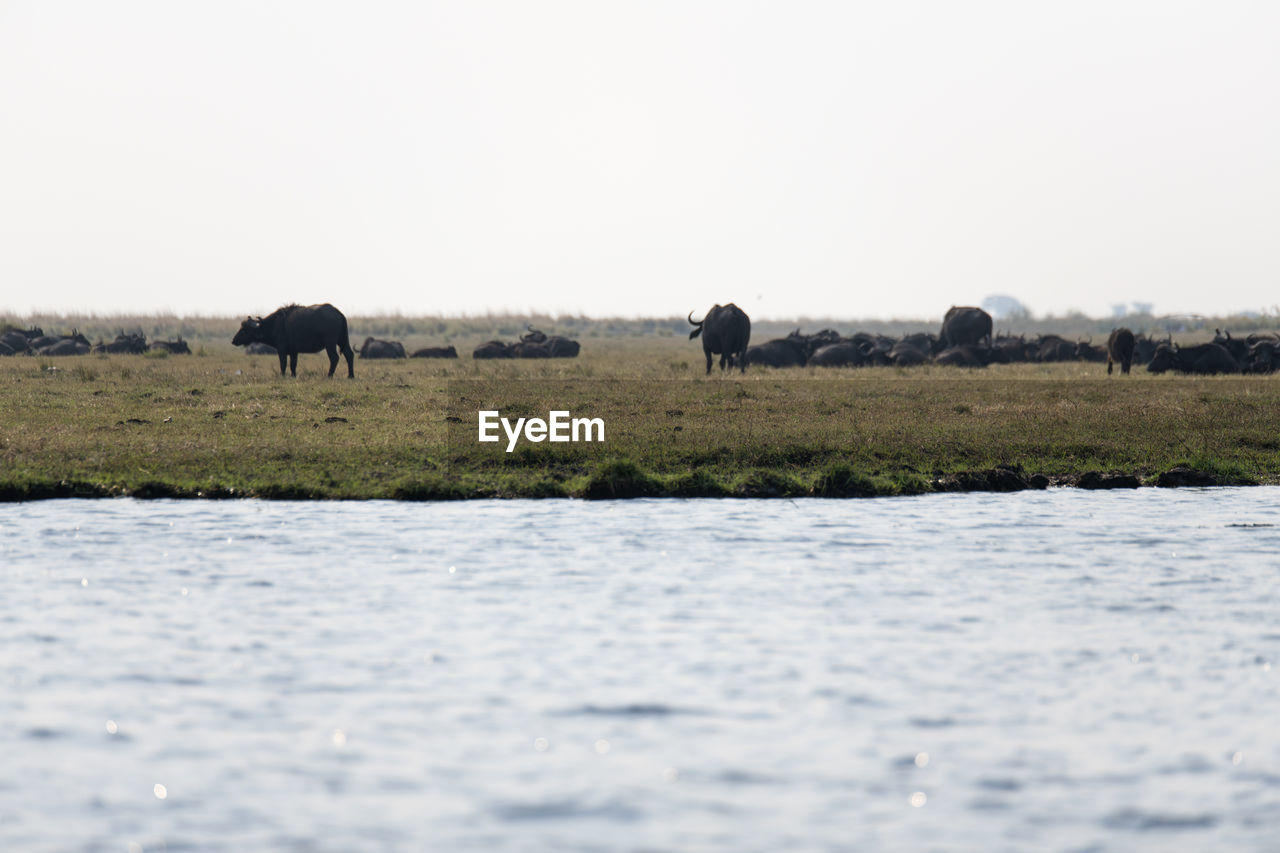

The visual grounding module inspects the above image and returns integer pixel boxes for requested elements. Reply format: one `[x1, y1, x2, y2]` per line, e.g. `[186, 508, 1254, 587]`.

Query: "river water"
[3, 490, 1279, 852]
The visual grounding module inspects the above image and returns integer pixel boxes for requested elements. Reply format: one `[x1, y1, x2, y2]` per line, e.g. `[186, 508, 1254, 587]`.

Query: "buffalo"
[939, 307, 993, 350]
[38, 338, 90, 356]
[473, 340, 513, 359]
[809, 341, 874, 367]
[94, 332, 148, 354]
[0, 331, 31, 354]
[935, 345, 1000, 368]
[359, 337, 407, 359]
[689, 303, 751, 374]
[410, 345, 458, 359]
[244, 342, 277, 355]
[1146, 342, 1239, 375]
[149, 338, 192, 355]
[232, 303, 355, 378]
[744, 336, 809, 368]
[1106, 328, 1136, 375]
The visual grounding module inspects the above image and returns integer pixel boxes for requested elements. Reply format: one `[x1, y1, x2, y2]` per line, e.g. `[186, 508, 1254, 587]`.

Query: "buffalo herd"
[5, 303, 1278, 379]
[0, 327, 193, 357]
[703, 304, 1280, 376]
[471, 328, 581, 359]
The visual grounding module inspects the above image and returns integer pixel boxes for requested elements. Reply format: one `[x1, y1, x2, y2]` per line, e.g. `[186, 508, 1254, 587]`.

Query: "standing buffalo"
[232, 303, 355, 378]
[688, 303, 751, 374]
[411, 345, 458, 358]
[939, 307, 993, 350]
[359, 337, 406, 358]
[1106, 328, 1136, 375]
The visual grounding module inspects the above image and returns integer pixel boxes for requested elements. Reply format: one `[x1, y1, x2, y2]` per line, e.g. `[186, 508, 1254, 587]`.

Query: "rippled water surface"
[4, 490, 1280, 852]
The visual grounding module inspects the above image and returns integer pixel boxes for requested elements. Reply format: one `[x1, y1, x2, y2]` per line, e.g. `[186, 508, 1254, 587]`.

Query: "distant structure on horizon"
[1112, 302, 1154, 317]
[981, 295, 1030, 320]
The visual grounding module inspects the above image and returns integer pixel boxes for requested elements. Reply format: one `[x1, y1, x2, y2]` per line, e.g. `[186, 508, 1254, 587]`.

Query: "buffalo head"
[232, 316, 266, 347]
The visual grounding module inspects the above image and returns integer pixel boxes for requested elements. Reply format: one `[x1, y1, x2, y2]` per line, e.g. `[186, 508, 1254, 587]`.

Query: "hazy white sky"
[2, 1, 1277, 320]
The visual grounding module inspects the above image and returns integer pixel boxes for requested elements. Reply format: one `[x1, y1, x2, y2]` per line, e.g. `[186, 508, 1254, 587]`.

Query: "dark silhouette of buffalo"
[689, 303, 750, 374]
[1146, 342, 1239, 375]
[0, 331, 32, 354]
[1106, 328, 1136, 375]
[473, 340, 513, 359]
[411, 345, 458, 358]
[359, 337, 406, 359]
[244, 342, 277, 355]
[939, 307, 992, 350]
[94, 332, 147, 354]
[149, 338, 191, 354]
[744, 336, 809, 368]
[37, 338, 90, 356]
[232, 303, 355, 377]
[935, 345, 1001, 368]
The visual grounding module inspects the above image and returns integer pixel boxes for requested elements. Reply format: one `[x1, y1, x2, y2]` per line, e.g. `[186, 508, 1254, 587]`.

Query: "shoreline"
[0, 464, 1261, 502]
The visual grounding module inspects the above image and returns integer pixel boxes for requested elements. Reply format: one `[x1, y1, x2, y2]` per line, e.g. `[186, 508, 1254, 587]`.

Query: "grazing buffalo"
[1106, 328, 1136, 375]
[1146, 342, 1240, 375]
[359, 337, 406, 359]
[95, 333, 148, 354]
[939, 306, 993, 350]
[232, 303, 355, 378]
[244, 342, 277, 355]
[473, 340, 513, 359]
[688, 303, 751, 374]
[410, 345, 458, 359]
[149, 338, 192, 354]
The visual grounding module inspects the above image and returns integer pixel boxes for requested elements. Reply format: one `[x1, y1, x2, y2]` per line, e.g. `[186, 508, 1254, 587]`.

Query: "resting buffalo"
[149, 338, 191, 354]
[689, 303, 750, 374]
[1106, 328, 1136, 375]
[473, 340, 513, 359]
[0, 331, 31, 354]
[38, 338, 90, 356]
[935, 345, 999, 368]
[244, 342, 277, 355]
[411, 345, 458, 359]
[94, 333, 147, 354]
[359, 337, 406, 359]
[744, 336, 809, 368]
[809, 340, 874, 367]
[232, 303, 355, 378]
[30, 331, 90, 352]
[1146, 342, 1239, 375]
[939, 306, 993, 350]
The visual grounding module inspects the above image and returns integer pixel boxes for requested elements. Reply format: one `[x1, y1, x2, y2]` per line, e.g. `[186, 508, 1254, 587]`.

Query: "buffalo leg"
[277, 351, 288, 376]
[738, 347, 747, 373]
[289, 352, 298, 377]
[1107, 358, 1114, 375]
[326, 344, 339, 377]
[342, 343, 355, 378]
[704, 347, 713, 374]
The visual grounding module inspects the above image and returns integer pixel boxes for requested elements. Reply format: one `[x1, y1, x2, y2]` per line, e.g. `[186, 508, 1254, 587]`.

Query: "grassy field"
[1, 337, 1278, 500]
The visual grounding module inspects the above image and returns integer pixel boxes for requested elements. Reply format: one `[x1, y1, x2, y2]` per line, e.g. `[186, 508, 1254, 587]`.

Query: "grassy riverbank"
[1, 347, 1277, 500]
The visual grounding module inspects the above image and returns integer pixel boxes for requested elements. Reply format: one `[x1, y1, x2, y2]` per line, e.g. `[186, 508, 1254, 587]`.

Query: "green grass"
[1, 343, 1278, 500]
